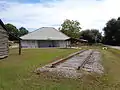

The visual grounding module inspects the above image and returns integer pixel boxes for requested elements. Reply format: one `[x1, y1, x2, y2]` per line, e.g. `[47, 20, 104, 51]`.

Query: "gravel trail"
[36, 49, 104, 78]
[56, 49, 93, 69]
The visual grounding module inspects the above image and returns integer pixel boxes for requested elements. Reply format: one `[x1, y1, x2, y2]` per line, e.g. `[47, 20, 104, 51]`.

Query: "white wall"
[21, 40, 70, 48]
[21, 40, 38, 48]
[38, 40, 69, 48]
[38, 40, 53, 47]
[66, 41, 71, 46]
[58, 40, 70, 48]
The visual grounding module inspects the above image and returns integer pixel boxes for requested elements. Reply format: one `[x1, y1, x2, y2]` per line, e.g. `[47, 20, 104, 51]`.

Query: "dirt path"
[36, 49, 104, 78]
[56, 49, 93, 69]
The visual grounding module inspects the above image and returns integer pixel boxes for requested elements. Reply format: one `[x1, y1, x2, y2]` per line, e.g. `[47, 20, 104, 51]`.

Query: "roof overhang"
[66, 38, 88, 42]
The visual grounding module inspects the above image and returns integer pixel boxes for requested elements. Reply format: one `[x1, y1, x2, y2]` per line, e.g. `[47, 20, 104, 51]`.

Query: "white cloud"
[0, 0, 120, 32]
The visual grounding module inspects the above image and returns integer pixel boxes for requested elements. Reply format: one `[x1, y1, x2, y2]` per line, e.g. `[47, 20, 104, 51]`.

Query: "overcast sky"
[0, 0, 120, 32]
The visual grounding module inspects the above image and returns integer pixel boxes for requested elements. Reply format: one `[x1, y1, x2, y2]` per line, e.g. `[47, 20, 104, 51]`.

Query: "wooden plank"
[19, 40, 21, 55]
[0, 25, 8, 58]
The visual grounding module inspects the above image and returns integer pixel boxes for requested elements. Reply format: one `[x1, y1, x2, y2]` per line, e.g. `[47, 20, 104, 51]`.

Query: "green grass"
[99, 48, 120, 89]
[0, 48, 79, 90]
[78, 46, 120, 90]
[1, 47, 120, 90]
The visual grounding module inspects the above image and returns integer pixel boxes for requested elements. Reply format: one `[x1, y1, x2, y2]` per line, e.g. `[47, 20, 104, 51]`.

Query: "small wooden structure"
[0, 19, 21, 59]
[66, 38, 88, 45]
[66, 38, 87, 42]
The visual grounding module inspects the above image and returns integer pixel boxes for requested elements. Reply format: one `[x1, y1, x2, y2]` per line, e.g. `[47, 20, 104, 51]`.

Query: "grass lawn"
[1, 47, 120, 90]
[0, 48, 79, 90]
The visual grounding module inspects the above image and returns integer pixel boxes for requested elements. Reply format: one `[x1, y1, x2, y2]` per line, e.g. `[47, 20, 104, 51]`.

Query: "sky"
[0, 0, 120, 32]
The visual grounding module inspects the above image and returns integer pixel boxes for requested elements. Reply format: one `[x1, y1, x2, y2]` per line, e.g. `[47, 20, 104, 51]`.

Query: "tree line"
[103, 17, 120, 45]
[59, 19, 102, 44]
[59, 18, 120, 45]
[6, 17, 120, 45]
[5, 23, 29, 40]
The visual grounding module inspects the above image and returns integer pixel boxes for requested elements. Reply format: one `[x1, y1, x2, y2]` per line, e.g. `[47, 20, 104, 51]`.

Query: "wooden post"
[66, 41, 67, 48]
[19, 40, 21, 55]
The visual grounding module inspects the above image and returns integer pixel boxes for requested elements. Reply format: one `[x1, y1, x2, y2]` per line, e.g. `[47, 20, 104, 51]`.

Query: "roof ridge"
[20, 27, 46, 38]
[52, 27, 70, 38]
[21, 27, 56, 38]
[20, 27, 70, 40]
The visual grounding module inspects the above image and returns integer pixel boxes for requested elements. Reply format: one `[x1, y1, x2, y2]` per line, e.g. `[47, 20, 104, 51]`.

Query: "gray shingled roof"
[20, 27, 70, 40]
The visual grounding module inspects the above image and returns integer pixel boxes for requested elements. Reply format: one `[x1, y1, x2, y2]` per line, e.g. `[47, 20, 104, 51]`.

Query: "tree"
[5, 23, 19, 40]
[5, 23, 19, 36]
[5, 23, 29, 40]
[80, 29, 102, 43]
[103, 17, 120, 45]
[59, 19, 81, 38]
[19, 27, 29, 37]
